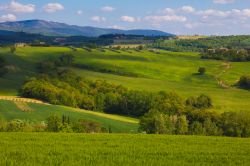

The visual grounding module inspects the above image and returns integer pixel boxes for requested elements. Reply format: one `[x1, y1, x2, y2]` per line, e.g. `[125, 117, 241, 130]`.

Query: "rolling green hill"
[0, 133, 249, 166]
[0, 100, 138, 133]
[0, 46, 250, 112]
[0, 20, 173, 37]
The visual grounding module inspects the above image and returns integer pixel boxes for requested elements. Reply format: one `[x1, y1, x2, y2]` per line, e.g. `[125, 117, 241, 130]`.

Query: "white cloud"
[77, 10, 83, 15]
[110, 25, 125, 29]
[213, 0, 235, 4]
[101, 6, 115, 12]
[91, 16, 106, 22]
[44, 3, 64, 13]
[197, 9, 230, 17]
[242, 9, 250, 17]
[0, 14, 16, 22]
[163, 8, 175, 14]
[197, 8, 250, 19]
[120, 16, 139, 22]
[145, 15, 187, 22]
[181, 6, 195, 13]
[0, 1, 35, 13]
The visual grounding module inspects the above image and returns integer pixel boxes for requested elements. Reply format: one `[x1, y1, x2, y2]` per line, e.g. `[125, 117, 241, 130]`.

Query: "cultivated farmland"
[0, 133, 249, 166]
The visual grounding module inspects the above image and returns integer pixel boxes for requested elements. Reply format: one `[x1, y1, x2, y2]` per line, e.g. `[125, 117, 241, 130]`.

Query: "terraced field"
[0, 46, 250, 112]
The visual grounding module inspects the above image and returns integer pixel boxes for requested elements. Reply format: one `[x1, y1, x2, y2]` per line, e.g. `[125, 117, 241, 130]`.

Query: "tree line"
[152, 35, 250, 52]
[201, 48, 250, 62]
[140, 108, 250, 137]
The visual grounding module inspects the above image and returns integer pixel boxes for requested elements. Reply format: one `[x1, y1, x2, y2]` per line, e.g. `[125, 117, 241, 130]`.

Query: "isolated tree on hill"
[198, 67, 206, 75]
[138, 45, 144, 50]
[238, 74, 250, 89]
[10, 46, 16, 54]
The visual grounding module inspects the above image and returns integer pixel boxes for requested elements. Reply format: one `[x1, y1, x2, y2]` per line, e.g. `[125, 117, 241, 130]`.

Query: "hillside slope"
[0, 47, 250, 113]
[0, 20, 173, 37]
[0, 100, 138, 133]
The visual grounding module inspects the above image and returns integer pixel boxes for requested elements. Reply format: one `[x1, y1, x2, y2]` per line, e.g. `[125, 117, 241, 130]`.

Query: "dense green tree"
[104, 93, 121, 114]
[120, 90, 154, 116]
[186, 94, 212, 109]
[94, 93, 106, 112]
[221, 111, 250, 137]
[203, 118, 222, 136]
[175, 115, 188, 135]
[47, 114, 62, 132]
[189, 121, 206, 135]
[139, 110, 174, 134]
[156, 92, 185, 115]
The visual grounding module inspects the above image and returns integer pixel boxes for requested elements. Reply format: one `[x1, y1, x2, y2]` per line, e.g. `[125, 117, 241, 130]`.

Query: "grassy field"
[1, 46, 250, 112]
[0, 133, 249, 166]
[0, 100, 138, 133]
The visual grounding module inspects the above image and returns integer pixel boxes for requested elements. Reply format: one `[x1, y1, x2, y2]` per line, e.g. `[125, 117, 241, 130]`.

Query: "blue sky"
[0, 0, 250, 35]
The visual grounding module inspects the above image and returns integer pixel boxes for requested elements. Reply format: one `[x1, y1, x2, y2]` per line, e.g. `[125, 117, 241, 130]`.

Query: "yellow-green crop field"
[0, 133, 249, 166]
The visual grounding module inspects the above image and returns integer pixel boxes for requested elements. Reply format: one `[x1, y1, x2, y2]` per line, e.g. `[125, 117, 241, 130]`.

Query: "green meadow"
[1, 46, 250, 113]
[0, 133, 249, 166]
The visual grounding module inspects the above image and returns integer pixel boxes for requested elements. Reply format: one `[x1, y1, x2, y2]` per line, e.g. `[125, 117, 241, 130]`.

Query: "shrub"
[73, 119, 103, 133]
[6, 119, 31, 132]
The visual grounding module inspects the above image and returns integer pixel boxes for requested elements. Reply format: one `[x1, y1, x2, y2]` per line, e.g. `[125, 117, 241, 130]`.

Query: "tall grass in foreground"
[0, 133, 249, 166]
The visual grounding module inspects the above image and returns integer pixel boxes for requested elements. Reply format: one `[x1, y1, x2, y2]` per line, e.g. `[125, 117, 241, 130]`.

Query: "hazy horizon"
[0, 0, 250, 35]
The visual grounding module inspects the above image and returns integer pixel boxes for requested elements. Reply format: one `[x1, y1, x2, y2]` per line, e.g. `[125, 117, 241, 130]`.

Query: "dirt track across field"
[0, 96, 48, 104]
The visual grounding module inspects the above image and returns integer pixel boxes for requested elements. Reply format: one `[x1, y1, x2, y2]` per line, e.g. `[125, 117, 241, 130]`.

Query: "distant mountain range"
[0, 20, 174, 37]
